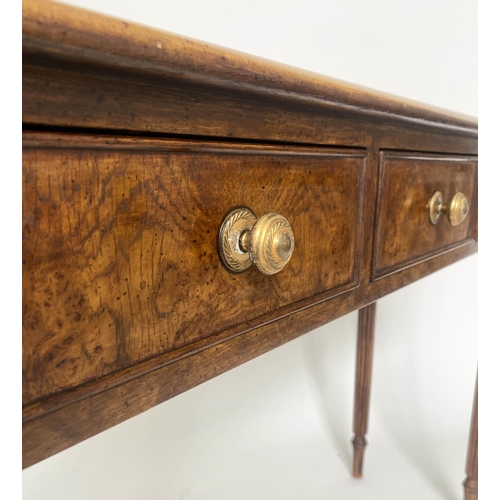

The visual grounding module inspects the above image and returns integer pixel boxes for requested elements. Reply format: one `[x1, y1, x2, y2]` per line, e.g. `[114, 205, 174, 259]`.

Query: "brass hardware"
[429, 191, 444, 225]
[448, 192, 469, 226]
[249, 212, 294, 275]
[428, 191, 469, 226]
[218, 208, 257, 273]
[219, 208, 294, 275]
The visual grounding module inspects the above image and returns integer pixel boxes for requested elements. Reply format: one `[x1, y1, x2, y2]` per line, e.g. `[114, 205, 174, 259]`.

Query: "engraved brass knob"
[448, 192, 469, 226]
[219, 208, 294, 275]
[428, 191, 469, 226]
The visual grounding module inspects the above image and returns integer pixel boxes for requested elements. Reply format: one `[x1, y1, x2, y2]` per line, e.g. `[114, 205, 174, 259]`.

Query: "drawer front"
[373, 151, 477, 279]
[22, 135, 365, 405]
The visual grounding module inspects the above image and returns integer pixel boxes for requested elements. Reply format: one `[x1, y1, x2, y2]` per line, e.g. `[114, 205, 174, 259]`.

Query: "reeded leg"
[463, 374, 478, 500]
[351, 302, 376, 478]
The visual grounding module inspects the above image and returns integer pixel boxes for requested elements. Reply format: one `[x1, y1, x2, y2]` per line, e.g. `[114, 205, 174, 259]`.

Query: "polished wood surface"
[22, 0, 478, 487]
[22, 240, 477, 468]
[22, 0, 478, 156]
[23, 135, 363, 406]
[463, 376, 478, 500]
[352, 302, 376, 478]
[22, 0, 476, 134]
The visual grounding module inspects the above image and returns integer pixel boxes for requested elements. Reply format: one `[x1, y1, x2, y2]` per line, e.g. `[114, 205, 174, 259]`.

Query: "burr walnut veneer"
[22, 1, 478, 497]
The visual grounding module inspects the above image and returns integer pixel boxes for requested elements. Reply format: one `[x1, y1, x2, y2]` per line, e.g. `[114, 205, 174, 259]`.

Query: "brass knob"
[219, 208, 294, 275]
[448, 192, 469, 226]
[428, 191, 469, 226]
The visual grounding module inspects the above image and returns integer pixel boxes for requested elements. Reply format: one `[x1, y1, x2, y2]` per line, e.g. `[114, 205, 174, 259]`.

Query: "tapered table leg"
[352, 302, 376, 479]
[463, 374, 478, 500]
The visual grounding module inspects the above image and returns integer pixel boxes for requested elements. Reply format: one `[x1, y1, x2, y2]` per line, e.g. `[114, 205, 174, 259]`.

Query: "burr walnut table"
[22, 1, 478, 498]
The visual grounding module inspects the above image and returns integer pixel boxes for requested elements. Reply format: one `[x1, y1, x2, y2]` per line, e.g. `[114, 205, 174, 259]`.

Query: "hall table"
[22, 1, 478, 498]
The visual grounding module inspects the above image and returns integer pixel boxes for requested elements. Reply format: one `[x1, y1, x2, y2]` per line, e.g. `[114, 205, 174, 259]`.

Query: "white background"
[22, 1, 478, 499]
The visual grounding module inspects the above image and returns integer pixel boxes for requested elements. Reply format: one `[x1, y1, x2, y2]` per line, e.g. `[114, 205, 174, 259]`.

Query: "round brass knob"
[428, 191, 469, 226]
[448, 192, 469, 226]
[219, 208, 294, 275]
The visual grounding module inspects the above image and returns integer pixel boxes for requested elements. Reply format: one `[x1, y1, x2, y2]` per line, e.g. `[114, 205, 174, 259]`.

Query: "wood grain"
[463, 375, 478, 500]
[22, 134, 365, 406]
[373, 152, 477, 279]
[22, 61, 480, 158]
[352, 302, 376, 478]
[21, 0, 479, 474]
[22, 237, 477, 468]
[22, 0, 477, 135]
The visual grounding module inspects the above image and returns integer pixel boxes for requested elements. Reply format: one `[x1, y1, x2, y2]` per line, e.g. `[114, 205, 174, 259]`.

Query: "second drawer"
[372, 151, 477, 279]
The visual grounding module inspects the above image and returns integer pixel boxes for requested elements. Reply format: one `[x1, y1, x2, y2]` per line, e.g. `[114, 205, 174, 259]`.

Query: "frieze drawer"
[372, 151, 477, 280]
[22, 134, 366, 406]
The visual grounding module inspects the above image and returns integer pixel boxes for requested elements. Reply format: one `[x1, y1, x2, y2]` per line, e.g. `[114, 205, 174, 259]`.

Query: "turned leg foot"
[352, 435, 367, 478]
[351, 302, 376, 479]
[463, 478, 478, 500]
[463, 374, 478, 500]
